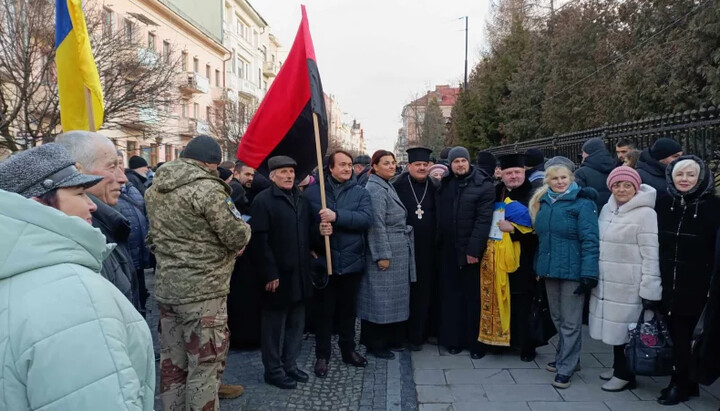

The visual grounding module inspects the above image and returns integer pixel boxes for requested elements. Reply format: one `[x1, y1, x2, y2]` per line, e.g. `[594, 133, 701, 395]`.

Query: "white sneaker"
[599, 370, 613, 381]
[601, 376, 637, 392]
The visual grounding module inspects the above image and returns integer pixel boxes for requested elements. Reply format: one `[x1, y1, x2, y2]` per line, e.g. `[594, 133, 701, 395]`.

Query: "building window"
[231, 49, 236, 74]
[162, 41, 171, 64]
[165, 145, 173, 162]
[258, 68, 262, 86]
[193, 57, 199, 73]
[124, 19, 133, 43]
[147, 32, 156, 51]
[127, 140, 137, 156]
[253, 30, 258, 47]
[206, 64, 211, 79]
[181, 102, 187, 118]
[193, 103, 199, 119]
[150, 144, 158, 166]
[215, 69, 221, 87]
[238, 59, 244, 79]
[206, 106, 212, 121]
[103, 8, 114, 38]
[181, 51, 188, 71]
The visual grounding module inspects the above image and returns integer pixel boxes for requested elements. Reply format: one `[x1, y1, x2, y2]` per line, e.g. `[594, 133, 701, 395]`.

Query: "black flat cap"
[498, 153, 525, 170]
[268, 155, 297, 171]
[406, 147, 432, 163]
[353, 154, 371, 165]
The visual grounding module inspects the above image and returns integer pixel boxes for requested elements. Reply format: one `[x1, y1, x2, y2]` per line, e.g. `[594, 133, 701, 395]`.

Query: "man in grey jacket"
[56, 131, 139, 309]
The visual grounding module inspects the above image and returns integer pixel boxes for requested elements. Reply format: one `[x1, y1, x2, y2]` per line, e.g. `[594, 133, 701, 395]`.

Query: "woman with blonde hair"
[529, 156, 600, 389]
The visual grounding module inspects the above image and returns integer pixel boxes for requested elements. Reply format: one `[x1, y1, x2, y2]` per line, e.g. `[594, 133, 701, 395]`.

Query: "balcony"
[178, 118, 210, 136]
[211, 87, 239, 103]
[263, 61, 279, 77]
[180, 72, 210, 94]
[238, 78, 259, 98]
[137, 48, 159, 68]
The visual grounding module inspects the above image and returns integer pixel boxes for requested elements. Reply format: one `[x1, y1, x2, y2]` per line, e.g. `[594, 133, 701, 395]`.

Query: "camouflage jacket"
[145, 158, 251, 305]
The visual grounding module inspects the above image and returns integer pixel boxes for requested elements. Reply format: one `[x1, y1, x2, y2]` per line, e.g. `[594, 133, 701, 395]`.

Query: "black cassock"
[496, 179, 538, 353]
[393, 173, 438, 345]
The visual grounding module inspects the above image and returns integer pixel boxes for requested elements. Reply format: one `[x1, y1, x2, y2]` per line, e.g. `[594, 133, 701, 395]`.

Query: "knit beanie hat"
[181, 135, 222, 164]
[606, 165, 641, 192]
[524, 148, 544, 167]
[128, 155, 148, 169]
[217, 167, 232, 181]
[476, 151, 497, 177]
[439, 147, 451, 160]
[582, 138, 607, 155]
[650, 138, 682, 161]
[544, 156, 576, 172]
[428, 163, 448, 177]
[448, 146, 470, 164]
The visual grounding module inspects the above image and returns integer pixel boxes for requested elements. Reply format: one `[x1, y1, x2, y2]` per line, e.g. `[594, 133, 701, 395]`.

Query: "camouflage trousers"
[159, 297, 229, 411]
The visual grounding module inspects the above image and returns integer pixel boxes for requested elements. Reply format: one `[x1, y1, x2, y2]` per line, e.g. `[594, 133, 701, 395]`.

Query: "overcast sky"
[252, 0, 492, 154]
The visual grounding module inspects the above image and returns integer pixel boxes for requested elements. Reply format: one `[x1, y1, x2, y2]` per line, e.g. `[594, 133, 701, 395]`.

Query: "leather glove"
[573, 277, 598, 295]
[642, 299, 660, 310]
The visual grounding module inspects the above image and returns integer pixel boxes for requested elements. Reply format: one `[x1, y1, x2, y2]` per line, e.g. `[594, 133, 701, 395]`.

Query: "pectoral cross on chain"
[415, 204, 424, 219]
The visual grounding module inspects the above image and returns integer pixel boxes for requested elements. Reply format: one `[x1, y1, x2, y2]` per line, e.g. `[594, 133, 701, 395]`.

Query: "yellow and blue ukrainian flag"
[55, 0, 104, 131]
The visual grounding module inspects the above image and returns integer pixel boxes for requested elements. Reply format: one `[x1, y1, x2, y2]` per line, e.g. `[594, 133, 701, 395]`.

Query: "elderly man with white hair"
[56, 130, 139, 309]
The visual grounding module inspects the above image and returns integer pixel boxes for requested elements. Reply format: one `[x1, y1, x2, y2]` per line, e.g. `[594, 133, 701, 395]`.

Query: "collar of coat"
[540, 185, 598, 205]
[89, 193, 131, 242]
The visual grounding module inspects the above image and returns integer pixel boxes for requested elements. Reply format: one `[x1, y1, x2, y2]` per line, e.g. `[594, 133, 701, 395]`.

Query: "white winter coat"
[589, 184, 663, 345]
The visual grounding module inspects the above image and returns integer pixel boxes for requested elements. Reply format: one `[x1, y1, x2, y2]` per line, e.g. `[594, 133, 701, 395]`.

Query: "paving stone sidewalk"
[411, 327, 720, 411]
[145, 271, 418, 410]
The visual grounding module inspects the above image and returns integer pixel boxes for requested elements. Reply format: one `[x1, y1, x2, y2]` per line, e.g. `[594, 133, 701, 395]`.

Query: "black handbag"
[625, 308, 674, 376]
[527, 280, 557, 347]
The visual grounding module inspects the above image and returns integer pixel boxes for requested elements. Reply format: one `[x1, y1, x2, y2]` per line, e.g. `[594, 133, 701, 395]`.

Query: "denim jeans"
[545, 278, 585, 376]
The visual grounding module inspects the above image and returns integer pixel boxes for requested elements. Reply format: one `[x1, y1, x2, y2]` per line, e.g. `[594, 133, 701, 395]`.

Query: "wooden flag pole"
[312, 112, 333, 276]
[84, 86, 96, 132]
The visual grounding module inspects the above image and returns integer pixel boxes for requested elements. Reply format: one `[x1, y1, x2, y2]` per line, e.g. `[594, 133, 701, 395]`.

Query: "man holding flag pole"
[238, 5, 335, 389]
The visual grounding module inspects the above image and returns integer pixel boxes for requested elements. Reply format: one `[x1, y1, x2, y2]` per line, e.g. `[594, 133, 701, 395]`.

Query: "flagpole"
[84, 86, 96, 132]
[313, 112, 333, 276]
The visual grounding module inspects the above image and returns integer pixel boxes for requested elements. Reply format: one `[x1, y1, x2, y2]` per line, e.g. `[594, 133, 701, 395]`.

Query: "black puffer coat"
[656, 155, 720, 316]
[436, 166, 495, 266]
[637, 149, 669, 201]
[304, 174, 373, 275]
[575, 148, 616, 209]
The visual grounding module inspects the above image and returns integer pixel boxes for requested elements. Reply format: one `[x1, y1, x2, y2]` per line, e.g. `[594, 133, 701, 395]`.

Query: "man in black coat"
[250, 156, 331, 390]
[394, 147, 439, 351]
[495, 154, 538, 361]
[636, 137, 683, 203]
[524, 148, 546, 191]
[305, 150, 373, 378]
[436, 146, 496, 358]
[126, 155, 150, 197]
[575, 138, 616, 208]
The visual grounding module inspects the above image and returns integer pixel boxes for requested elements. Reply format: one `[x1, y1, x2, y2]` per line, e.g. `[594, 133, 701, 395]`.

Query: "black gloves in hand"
[642, 299, 660, 310]
[573, 277, 598, 295]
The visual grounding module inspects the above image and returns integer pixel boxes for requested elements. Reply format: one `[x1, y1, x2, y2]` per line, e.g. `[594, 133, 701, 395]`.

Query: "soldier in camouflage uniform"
[145, 135, 251, 411]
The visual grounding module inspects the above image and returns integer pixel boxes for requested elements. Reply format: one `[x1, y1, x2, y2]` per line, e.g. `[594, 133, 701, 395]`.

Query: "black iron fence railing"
[486, 106, 720, 171]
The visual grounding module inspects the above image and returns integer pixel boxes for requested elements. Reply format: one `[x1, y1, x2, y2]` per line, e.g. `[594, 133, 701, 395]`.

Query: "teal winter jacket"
[534, 186, 600, 281]
[0, 190, 155, 411]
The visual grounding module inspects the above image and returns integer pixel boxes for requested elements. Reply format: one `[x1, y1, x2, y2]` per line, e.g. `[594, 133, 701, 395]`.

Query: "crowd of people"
[1, 131, 720, 410]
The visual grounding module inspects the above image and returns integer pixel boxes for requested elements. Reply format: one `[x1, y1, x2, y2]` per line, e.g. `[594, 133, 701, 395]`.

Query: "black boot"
[658, 384, 688, 406]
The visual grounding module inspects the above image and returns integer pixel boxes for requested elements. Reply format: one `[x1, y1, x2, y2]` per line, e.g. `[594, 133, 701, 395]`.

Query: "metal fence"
[485, 106, 720, 171]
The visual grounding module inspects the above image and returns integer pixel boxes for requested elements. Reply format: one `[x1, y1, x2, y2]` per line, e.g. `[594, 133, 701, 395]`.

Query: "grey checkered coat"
[358, 174, 417, 324]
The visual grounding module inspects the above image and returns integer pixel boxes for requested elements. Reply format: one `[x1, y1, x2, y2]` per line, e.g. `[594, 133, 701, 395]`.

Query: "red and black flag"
[237, 5, 327, 180]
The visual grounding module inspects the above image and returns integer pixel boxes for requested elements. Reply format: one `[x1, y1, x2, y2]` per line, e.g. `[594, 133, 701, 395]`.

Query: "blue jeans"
[545, 278, 585, 376]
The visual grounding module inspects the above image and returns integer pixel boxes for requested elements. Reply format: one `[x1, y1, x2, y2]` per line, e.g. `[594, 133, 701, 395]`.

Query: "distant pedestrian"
[145, 135, 252, 409]
[428, 163, 448, 181]
[358, 150, 416, 359]
[524, 148, 546, 190]
[529, 156, 599, 389]
[126, 155, 151, 196]
[636, 137, 683, 202]
[622, 150, 641, 169]
[0, 144, 155, 411]
[575, 138, 616, 208]
[615, 139, 637, 166]
[353, 154, 372, 186]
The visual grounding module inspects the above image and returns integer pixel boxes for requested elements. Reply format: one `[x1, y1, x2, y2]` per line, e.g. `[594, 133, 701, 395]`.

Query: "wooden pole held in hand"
[312, 112, 332, 276]
[84, 86, 96, 132]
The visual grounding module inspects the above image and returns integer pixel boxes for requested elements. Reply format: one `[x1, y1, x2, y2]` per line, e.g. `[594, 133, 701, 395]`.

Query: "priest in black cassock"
[393, 147, 438, 350]
[494, 153, 538, 361]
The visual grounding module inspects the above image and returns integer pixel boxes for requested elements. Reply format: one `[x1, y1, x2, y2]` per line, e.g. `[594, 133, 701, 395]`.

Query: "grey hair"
[55, 131, 114, 171]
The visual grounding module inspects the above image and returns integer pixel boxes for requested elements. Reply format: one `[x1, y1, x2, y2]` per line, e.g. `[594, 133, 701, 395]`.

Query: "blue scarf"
[547, 182, 579, 203]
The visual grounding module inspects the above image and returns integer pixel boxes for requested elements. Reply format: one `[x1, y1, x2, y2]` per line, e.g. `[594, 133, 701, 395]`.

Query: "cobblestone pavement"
[412, 327, 720, 411]
[145, 271, 418, 410]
